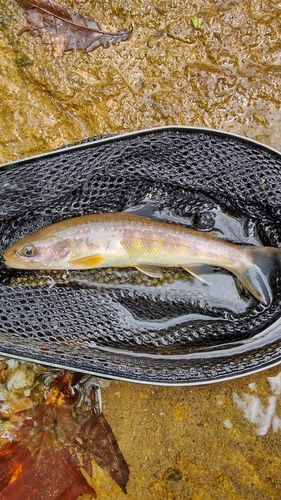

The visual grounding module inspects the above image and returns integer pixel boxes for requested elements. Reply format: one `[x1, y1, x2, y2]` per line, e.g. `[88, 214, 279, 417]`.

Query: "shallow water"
[1, 0, 281, 498]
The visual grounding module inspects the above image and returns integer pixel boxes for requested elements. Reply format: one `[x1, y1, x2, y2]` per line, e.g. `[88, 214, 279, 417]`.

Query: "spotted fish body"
[3, 212, 281, 305]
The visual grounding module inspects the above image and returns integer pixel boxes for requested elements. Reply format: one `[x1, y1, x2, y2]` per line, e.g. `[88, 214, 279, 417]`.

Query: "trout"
[3, 212, 280, 305]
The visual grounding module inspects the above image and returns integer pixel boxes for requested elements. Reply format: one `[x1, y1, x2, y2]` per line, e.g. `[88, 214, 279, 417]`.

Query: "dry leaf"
[16, 0, 132, 57]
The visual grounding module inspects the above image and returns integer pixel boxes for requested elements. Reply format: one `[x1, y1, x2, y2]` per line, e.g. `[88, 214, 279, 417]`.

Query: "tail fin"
[231, 246, 280, 306]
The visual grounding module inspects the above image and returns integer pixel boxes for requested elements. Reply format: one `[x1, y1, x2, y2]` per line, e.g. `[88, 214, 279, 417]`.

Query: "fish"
[3, 212, 281, 306]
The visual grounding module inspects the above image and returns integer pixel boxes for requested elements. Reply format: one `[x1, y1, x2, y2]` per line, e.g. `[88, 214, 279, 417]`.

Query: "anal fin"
[135, 265, 163, 278]
[181, 265, 209, 284]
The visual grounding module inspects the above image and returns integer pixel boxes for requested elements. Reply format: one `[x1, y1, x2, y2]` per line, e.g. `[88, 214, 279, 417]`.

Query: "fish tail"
[232, 246, 281, 306]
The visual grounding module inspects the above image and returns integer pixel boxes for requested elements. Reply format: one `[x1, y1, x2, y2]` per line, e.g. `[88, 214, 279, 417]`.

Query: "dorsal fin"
[123, 201, 163, 221]
[124, 201, 193, 226]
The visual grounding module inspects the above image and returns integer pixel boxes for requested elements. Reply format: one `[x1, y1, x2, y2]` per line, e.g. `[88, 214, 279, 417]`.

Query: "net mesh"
[0, 128, 281, 383]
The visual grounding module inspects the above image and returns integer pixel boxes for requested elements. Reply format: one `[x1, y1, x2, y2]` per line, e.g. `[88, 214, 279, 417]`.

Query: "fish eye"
[21, 245, 37, 258]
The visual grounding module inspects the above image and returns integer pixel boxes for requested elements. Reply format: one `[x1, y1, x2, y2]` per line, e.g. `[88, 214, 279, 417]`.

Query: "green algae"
[13, 50, 33, 69]
[191, 15, 202, 29]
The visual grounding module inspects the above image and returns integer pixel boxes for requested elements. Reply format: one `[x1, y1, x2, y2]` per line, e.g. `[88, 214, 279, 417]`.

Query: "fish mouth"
[3, 249, 32, 269]
[4, 257, 29, 269]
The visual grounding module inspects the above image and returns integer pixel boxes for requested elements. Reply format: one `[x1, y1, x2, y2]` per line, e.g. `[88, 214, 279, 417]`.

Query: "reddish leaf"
[0, 374, 129, 498]
[16, 0, 132, 57]
[0, 442, 31, 492]
[0, 439, 96, 500]
[0, 375, 96, 500]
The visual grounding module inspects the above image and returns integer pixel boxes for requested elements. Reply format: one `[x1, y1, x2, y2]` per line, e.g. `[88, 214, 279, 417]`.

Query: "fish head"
[3, 235, 72, 270]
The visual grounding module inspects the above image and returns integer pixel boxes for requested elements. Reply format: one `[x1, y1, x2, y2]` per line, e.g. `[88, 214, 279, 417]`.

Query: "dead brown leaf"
[79, 385, 129, 494]
[16, 0, 132, 57]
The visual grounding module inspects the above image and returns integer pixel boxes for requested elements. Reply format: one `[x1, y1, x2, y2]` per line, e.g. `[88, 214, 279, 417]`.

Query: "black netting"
[0, 127, 281, 384]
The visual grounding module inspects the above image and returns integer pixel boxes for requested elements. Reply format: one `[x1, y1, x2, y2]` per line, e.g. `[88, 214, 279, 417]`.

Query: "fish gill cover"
[0, 128, 281, 384]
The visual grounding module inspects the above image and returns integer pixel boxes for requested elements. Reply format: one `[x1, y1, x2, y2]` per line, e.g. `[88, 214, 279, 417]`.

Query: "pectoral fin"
[135, 265, 163, 278]
[69, 255, 105, 269]
[181, 265, 209, 284]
